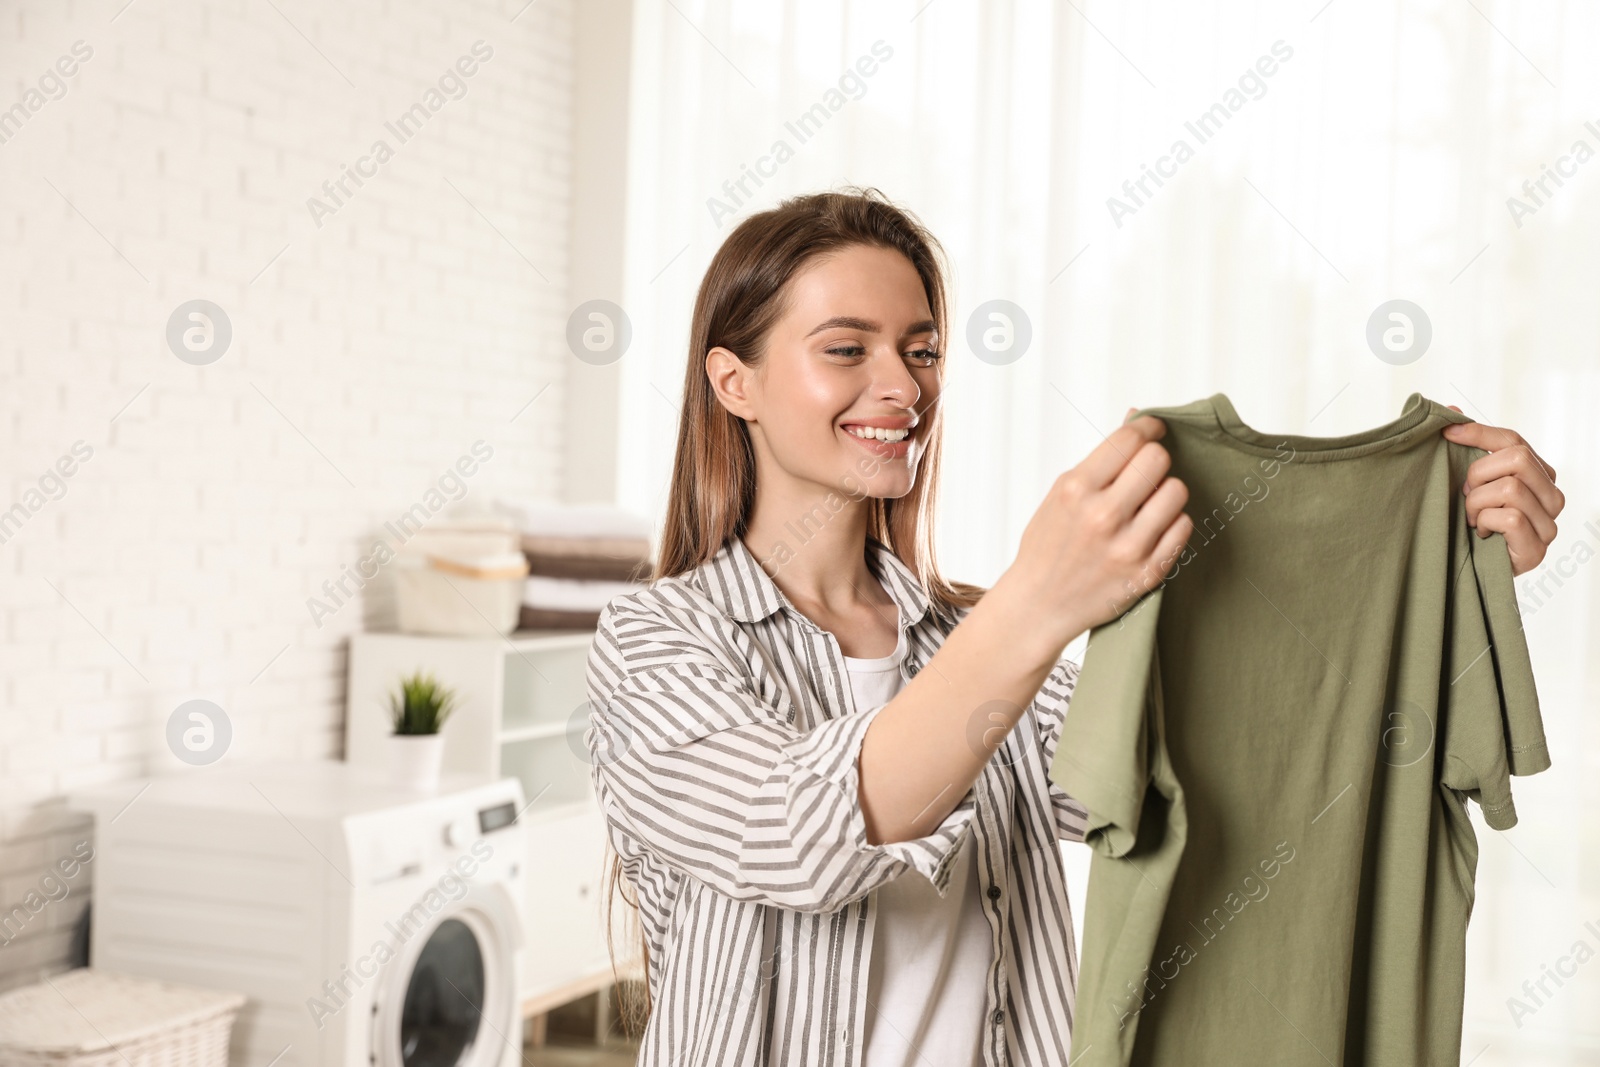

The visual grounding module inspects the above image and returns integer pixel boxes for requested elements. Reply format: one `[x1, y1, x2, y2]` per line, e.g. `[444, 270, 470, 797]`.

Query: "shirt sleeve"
[1029, 655, 1092, 844]
[1048, 587, 1166, 858]
[945, 603, 1090, 844]
[1438, 521, 1550, 830]
[584, 594, 981, 914]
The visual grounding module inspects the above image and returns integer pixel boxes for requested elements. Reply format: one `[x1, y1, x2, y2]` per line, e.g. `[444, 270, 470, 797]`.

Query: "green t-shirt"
[1048, 392, 1549, 1066]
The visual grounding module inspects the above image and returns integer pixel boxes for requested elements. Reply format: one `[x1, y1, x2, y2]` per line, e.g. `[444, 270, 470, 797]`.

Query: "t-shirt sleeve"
[1027, 655, 1092, 843]
[1049, 586, 1165, 857]
[1438, 522, 1550, 830]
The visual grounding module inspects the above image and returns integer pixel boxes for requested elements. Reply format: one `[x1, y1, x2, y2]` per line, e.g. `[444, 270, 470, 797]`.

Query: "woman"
[583, 188, 1563, 1067]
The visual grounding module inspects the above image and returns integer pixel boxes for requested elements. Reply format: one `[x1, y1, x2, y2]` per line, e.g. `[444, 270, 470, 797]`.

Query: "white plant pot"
[387, 732, 445, 790]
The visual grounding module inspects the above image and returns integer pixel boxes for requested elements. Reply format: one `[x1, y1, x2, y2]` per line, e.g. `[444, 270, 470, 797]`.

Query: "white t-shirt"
[843, 616, 993, 1067]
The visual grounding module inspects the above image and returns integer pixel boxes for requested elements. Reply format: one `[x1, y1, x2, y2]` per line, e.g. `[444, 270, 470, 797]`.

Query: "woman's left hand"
[1442, 407, 1564, 576]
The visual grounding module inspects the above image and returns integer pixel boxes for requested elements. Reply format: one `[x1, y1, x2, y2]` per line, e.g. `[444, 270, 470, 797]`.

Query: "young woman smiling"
[582, 188, 1563, 1067]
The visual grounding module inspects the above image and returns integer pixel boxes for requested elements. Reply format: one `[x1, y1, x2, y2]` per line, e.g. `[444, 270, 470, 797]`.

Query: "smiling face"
[706, 243, 943, 507]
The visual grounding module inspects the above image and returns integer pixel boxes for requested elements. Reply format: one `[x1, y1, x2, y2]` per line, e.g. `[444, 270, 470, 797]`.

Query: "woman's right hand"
[998, 408, 1193, 653]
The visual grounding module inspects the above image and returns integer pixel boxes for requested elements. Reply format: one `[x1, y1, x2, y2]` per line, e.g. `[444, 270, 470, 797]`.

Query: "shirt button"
[986, 885, 1002, 901]
[992, 1009, 1005, 1026]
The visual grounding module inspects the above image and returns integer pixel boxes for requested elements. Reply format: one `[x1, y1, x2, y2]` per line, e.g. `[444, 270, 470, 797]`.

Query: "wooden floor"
[523, 1040, 639, 1067]
[521, 983, 641, 1066]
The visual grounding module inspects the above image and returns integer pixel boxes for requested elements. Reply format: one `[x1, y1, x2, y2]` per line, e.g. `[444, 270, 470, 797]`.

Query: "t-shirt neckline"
[1203, 391, 1438, 461]
[841, 611, 906, 671]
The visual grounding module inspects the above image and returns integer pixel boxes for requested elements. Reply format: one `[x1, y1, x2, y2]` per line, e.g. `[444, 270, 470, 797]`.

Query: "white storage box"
[392, 517, 528, 636]
[0, 968, 246, 1067]
[395, 550, 529, 635]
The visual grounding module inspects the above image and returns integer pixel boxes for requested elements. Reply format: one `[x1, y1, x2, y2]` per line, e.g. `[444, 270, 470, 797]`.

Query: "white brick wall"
[0, 0, 574, 986]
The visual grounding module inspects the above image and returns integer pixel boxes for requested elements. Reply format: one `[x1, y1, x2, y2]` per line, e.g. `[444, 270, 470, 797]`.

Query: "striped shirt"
[584, 534, 1091, 1066]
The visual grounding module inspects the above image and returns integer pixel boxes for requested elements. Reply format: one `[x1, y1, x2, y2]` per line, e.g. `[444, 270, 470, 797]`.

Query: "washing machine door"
[373, 884, 521, 1067]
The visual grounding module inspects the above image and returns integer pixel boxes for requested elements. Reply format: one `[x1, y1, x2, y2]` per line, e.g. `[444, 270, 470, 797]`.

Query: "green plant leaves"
[388, 670, 460, 735]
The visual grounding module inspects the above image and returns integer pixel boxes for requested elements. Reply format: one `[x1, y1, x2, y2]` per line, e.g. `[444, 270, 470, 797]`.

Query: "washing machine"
[70, 759, 527, 1067]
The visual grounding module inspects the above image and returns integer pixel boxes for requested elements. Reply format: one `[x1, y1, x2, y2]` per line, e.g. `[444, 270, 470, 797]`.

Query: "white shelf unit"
[345, 629, 638, 1010]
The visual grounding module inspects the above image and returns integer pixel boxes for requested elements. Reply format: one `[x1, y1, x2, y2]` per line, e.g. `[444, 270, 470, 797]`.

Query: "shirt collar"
[699, 535, 933, 631]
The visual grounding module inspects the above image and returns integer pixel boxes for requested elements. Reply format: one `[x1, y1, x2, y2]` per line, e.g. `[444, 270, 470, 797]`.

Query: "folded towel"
[519, 605, 603, 631]
[526, 551, 654, 583]
[494, 499, 653, 541]
[520, 532, 651, 560]
[523, 574, 646, 613]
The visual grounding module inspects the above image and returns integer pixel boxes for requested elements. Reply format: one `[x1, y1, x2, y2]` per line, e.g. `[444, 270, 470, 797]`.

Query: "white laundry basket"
[394, 550, 530, 635]
[0, 968, 247, 1067]
[391, 516, 529, 636]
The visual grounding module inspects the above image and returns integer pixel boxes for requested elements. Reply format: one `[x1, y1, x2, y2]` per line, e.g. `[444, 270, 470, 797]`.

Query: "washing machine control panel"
[477, 799, 517, 834]
[350, 781, 527, 888]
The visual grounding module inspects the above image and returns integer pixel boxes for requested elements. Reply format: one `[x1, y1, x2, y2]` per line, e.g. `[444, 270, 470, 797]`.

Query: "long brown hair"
[603, 186, 986, 1038]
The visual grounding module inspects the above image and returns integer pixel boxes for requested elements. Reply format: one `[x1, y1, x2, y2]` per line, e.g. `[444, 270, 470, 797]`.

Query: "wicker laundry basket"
[0, 969, 247, 1067]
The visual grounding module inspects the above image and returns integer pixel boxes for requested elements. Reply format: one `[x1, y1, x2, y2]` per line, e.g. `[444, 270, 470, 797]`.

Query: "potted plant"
[386, 670, 460, 789]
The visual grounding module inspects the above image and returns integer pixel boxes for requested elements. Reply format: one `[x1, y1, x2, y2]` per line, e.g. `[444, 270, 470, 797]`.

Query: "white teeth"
[846, 425, 909, 442]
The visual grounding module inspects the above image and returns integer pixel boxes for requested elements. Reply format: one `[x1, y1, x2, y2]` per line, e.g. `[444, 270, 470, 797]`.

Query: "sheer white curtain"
[616, 1, 1600, 1059]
